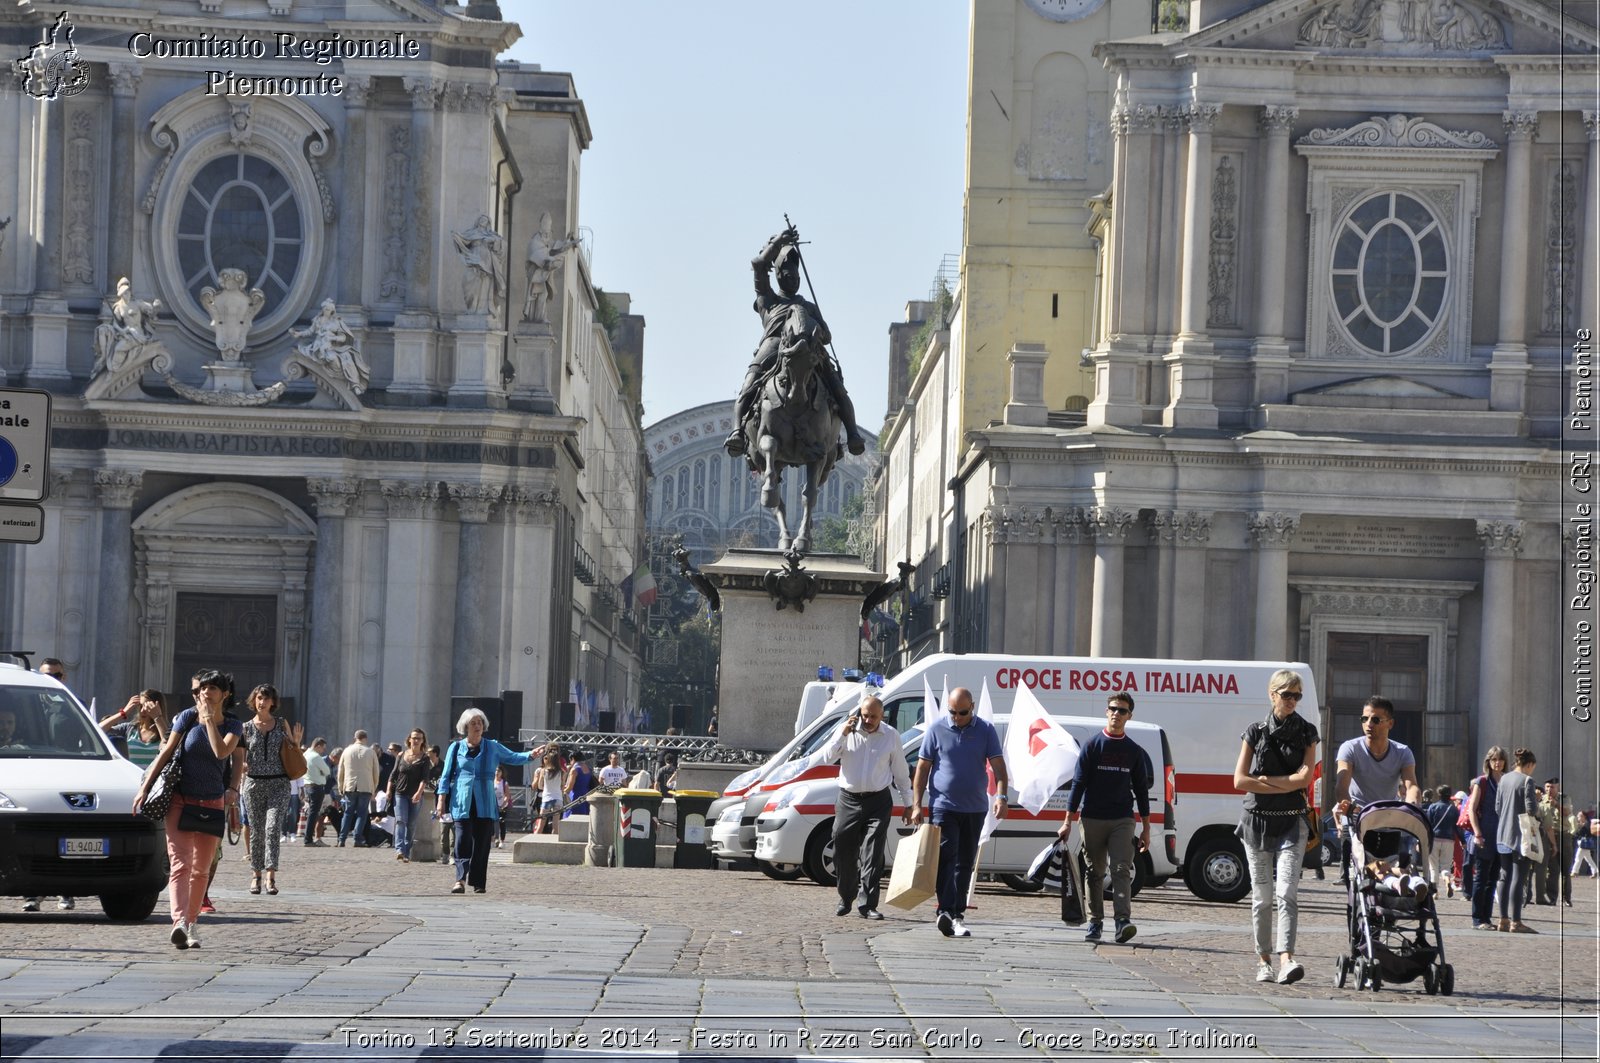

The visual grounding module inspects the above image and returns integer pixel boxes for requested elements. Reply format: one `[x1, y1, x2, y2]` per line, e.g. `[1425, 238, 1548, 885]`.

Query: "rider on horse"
[725, 226, 867, 460]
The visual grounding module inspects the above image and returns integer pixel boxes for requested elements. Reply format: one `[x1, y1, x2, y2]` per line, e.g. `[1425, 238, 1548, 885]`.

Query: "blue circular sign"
[0, 437, 16, 487]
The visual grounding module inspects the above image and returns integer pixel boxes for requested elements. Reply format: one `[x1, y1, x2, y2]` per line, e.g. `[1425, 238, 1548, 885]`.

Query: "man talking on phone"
[813, 696, 912, 920]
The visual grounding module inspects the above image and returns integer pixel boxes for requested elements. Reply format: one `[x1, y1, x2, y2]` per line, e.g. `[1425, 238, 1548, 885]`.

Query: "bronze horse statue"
[736, 301, 843, 554]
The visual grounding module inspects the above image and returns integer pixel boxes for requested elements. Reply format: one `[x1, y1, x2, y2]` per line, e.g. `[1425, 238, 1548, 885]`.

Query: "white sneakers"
[170, 923, 188, 949]
[1277, 960, 1304, 985]
[185, 923, 201, 949]
[57, 898, 74, 911]
[1255, 961, 1274, 982]
[951, 917, 972, 938]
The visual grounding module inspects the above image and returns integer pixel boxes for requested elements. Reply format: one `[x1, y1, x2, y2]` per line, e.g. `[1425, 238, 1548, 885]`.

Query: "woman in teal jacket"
[435, 708, 535, 893]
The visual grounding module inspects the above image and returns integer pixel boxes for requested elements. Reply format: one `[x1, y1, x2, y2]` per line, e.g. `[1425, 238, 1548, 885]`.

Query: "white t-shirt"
[598, 765, 629, 787]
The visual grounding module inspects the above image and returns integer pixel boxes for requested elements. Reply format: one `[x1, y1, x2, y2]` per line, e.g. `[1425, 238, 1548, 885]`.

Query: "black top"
[389, 755, 430, 798]
[1236, 710, 1319, 848]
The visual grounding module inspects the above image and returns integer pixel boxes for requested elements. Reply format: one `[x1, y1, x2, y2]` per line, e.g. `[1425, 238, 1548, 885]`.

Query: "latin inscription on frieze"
[70, 428, 556, 468]
[1296, 518, 1475, 558]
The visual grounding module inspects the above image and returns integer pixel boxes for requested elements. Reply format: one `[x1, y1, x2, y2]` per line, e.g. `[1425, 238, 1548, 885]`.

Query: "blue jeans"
[931, 809, 986, 917]
[393, 793, 420, 857]
[1470, 843, 1502, 925]
[339, 790, 371, 845]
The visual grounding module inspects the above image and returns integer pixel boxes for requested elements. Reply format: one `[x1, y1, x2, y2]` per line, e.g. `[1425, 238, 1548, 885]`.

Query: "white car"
[754, 716, 1179, 891]
[0, 662, 167, 920]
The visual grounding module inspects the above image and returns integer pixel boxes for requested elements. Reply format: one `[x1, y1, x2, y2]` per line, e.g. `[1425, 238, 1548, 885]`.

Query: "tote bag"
[885, 823, 941, 910]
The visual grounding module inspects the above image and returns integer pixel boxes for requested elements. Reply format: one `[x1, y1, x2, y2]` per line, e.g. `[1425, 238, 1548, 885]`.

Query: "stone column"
[306, 478, 361, 739]
[338, 77, 371, 308]
[93, 470, 142, 707]
[1249, 511, 1298, 661]
[403, 77, 441, 310]
[1583, 113, 1599, 331]
[1251, 105, 1297, 409]
[1050, 512, 1087, 655]
[1090, 104, 1158, 429]
[1475, 520, 1522, 755]
[1087, 507, 1135, 657]
[106, 65, 141, 285]
[1150, 509, 1213, 660]
[1489, 111, 1540, 412]
[1165, 103, 1223, 429]
[448, 483, 502, 697]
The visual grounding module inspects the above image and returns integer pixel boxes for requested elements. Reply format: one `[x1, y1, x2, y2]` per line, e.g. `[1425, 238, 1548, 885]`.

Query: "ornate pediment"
[1178, 0, 1596, 55]
[1298, 113, 1496, 149]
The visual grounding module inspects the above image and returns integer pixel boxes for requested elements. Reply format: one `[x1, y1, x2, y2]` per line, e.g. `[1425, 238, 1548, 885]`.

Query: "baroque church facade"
[876, 0, 1595, 796]
[0, 1, 647, 745]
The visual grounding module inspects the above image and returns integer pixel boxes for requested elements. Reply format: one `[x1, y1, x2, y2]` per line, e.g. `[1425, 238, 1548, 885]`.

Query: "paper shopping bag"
[885, 823, 941, 910]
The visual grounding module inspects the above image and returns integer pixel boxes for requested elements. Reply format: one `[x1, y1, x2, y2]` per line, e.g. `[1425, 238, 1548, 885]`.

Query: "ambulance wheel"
[1334, 956, 1349, 989]
[803, 822, 837, 887]
[1185, 835, 1249, 903]
[1439, 964, 1455, 996]
[757, 860, 805, 881]
[1000, 873, 1045, 893]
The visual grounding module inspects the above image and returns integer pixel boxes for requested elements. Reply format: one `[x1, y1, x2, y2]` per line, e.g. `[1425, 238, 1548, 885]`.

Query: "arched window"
[709, 457, 721, 520]
[677, 468, 689, 510]
[693, 459, 706, 510]
[660, 474, 674, 513]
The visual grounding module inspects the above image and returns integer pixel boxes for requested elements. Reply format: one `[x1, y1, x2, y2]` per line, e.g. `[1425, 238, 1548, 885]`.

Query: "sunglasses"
[1274, 690, 1303, 701]
[949, 709, 973, 718]
[1106, 705, 1132, 715]
[1360, 715, 1391, 723]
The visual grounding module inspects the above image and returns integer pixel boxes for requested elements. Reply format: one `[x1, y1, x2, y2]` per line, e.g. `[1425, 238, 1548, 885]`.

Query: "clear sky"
[502, 1, 971, 432]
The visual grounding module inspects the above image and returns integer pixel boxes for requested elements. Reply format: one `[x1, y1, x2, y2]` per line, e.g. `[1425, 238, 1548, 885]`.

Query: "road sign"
[0, 387, 51, 502]
[0, 502, 44, 544]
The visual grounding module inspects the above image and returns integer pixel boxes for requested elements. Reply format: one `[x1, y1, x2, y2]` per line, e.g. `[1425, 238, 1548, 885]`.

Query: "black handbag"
[177, 803, 226, 838]
[140, 755, 182, 822]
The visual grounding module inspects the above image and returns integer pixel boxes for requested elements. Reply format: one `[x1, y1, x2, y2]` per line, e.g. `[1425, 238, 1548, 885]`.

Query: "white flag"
[922, 676, 939, 732]
[977, 677, 1002, 843]
[1005, 682, 1081, 815]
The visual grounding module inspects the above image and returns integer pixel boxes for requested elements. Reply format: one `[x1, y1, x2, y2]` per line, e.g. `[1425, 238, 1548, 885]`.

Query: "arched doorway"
[132, 484, 315, 719]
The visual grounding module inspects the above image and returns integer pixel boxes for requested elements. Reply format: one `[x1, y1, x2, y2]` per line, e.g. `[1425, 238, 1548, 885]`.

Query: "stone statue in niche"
[91, 276, 164, 378]
[452, 214, 505, 315]
[199, 267, 266, 361]
[522, 211, 578, 324]
[290, 299, 371, 393]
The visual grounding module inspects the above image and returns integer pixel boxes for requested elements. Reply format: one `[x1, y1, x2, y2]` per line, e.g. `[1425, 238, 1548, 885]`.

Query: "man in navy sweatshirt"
[1058, 691, 1153, 944]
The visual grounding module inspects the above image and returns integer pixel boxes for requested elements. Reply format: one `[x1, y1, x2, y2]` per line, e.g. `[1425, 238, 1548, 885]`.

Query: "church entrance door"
[170, 593, 279, 710]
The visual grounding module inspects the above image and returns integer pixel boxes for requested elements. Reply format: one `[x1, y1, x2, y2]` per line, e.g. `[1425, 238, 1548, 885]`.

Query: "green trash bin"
[613, 788, 663, 868]
[672, 789, 720, 869]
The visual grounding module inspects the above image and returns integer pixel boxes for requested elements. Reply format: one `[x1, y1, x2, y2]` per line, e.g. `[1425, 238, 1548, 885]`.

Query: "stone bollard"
[585, 793, 616, 867]
[411, 805, 441, 862]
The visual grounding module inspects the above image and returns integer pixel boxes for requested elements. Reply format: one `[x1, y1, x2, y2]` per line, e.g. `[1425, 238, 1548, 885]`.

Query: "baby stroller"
[1335, 800, 1455, 995]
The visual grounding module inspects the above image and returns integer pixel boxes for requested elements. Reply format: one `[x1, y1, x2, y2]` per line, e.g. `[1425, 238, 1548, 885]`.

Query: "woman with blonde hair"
[435, 708, 536, 894]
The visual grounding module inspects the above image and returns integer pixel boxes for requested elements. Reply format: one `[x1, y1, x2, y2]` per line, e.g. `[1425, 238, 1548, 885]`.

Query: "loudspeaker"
[670, 704, 689, 730]
[598, 710, 616, 733]
[498, 689, 524, 744]
[553, 701, 576, 729]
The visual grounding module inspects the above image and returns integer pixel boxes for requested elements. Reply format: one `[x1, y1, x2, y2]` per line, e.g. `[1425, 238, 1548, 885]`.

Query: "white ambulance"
[751, 654, 1318, 902]
[753, 715, 1179, 890]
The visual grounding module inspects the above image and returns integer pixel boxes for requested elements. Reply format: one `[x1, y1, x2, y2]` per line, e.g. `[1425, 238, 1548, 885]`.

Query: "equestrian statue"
[725, 222, 865, 555]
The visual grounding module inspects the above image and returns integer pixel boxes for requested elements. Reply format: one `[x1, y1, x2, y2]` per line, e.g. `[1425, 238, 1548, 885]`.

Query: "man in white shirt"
[815, 696, 913, 919]
[597, 752, 629, 788]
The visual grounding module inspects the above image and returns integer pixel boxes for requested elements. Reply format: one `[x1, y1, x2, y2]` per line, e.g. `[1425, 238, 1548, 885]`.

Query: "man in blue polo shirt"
[909, 687, 1008, 938]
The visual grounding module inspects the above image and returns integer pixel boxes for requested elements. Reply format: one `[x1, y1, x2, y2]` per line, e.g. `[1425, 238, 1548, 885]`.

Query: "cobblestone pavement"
[1, 839, 1595, 1062]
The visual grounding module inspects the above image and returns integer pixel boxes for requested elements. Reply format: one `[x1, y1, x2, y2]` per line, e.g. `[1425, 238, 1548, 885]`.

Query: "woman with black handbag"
[133, 669, 242, 950]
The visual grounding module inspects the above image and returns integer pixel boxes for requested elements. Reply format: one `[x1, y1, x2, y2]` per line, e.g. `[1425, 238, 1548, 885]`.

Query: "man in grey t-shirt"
[1334, 696, 1422, 873]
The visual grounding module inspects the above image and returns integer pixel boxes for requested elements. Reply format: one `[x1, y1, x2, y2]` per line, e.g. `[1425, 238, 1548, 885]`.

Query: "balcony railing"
[573, 544, 596, 586]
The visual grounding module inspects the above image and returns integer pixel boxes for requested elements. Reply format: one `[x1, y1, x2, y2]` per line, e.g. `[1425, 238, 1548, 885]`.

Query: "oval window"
[175, 153, 304, 322]
[1330, 192, 1447, 355]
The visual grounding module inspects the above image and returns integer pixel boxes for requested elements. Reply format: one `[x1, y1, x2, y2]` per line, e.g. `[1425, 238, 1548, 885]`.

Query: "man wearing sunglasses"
[1059, 692, 1153, 945]
[1335, 696, 1422, 874]
[909, 687, 1008, 938]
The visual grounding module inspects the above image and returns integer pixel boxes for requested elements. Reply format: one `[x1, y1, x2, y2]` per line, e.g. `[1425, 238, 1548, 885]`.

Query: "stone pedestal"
[584, 793, 616, 867]
[389, 311, 438, 400]
[701, 549, 884, 752]
[509, 323, 558, 411]
[27, 299, 72, 382]
[201, 363, 259, 393]
[411, 805, 442, 862]
[447, 313, 507, 408]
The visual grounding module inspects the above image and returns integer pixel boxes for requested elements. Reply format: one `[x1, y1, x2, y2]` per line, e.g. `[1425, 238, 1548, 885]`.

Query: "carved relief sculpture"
[64, 111, 95, 285]
[452, 214, 505, 315]
[199, 268, 266, 360]
[289, 299, 371, 393]
[91, 277, 164, 378]
[1207, 155, 1239, 327]
[1298, 0, 1505, 51]
[1543, 162, 1577, 334]
[522, 211, 578, 324]
[380, 126, 409, 300]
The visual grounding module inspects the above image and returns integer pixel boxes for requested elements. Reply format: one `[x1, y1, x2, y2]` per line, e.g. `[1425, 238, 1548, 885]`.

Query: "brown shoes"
[1509, 921, 1538, 934]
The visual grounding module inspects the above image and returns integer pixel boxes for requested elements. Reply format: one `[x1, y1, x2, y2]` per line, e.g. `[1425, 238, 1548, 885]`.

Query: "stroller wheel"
[1423, 969, 1438, 995]
[1334, 956, 1349, 989]
[1439, 964, 1455, 996]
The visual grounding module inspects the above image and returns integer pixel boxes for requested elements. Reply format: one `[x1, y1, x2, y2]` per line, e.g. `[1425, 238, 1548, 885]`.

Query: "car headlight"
[0, 791, 24, 810]
[772, 786, 807, 812]
[718, 806, 741, 824]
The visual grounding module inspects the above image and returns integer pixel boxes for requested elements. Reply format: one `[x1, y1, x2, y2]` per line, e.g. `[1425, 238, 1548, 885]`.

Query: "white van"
[786, 654, 1319, 902]
[753, 715, 1178, 890]
[0, 662, 168, 919]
